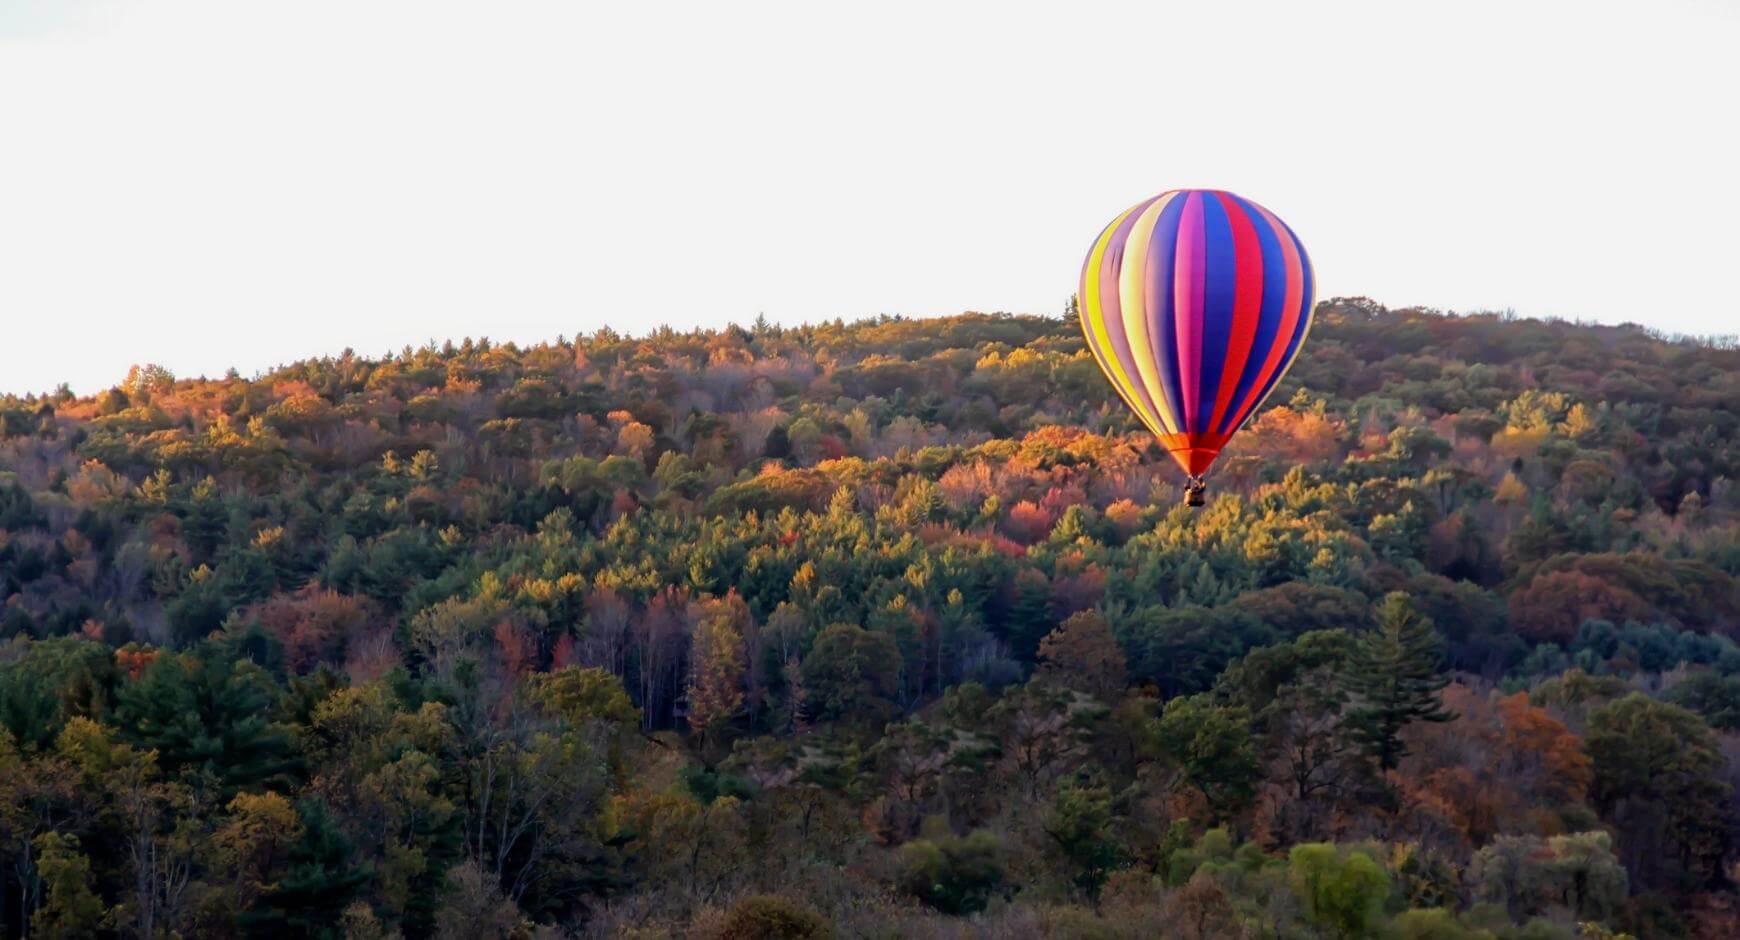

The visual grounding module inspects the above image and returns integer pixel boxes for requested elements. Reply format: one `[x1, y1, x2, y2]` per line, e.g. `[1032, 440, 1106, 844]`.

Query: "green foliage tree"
[1043, 782, 1121, 899]
[1155, 694, 1261, 820]
[0, 636, 116, 750]
[896, 824, 1006, 915]
[1287, 842, 1390, 939]
[1663, 671, 1740, 730]
[237, 798, 371, 935]
[800, 623, 902, 726]
[1470, 832, 1627, 922]
[30, 832, 108, 938]
[1585, 693, 1731, 888]
[1340, 593, 1454, 770]
[112, 647, 298, 795]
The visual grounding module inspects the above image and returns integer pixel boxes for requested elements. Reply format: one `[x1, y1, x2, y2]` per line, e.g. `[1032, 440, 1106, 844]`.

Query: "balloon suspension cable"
[1183, 475, 1208, 508]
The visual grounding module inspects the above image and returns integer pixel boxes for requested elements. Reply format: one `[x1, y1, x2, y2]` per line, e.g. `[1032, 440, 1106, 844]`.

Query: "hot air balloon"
[1078, 189, 1314, 507]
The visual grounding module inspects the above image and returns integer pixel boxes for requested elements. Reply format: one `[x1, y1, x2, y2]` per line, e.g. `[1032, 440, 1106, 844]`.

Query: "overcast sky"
[2, 0, 1736, 395]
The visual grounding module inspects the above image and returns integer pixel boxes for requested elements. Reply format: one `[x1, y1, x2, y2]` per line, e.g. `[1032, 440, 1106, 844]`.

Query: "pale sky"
[2, 0, 1736, 395]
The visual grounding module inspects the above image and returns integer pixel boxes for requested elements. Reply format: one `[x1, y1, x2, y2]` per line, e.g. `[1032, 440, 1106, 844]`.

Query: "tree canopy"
[0, 300, 1736, 936]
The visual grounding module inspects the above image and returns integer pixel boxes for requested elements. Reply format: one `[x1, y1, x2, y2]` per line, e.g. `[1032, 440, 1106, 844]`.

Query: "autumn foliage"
[0, 301, 1736, 936]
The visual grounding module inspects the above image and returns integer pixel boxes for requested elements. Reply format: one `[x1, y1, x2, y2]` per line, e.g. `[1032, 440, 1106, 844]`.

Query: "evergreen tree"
[1340, 593, 1454, 771]
[999, 570, 1055, 662]
[762, 423, 791, 460]
[112, 645, 299, 796]
[239, 799, 371, 935]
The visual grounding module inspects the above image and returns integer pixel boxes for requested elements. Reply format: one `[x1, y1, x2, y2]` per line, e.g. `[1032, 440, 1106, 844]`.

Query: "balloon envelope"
[1078, 189, 1314, 476]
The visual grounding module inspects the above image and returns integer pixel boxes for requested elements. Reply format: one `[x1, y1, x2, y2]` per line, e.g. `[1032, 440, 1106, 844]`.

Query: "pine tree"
[1340, 593, 1455, 771]
[238, 799, 370, 935]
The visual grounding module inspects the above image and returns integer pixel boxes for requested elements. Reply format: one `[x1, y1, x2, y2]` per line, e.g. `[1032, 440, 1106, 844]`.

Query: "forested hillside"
[2, 299, 1738, 938]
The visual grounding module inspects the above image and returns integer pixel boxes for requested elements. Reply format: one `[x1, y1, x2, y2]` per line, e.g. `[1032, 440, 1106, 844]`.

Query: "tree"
[244, 587, 375, 673]
[1158, 871, 1243, 940]
[450, 683, 612, 908]
[762, 424, 792, 460]
[1262, 673, 1356, 840]
[112, 647, 298, 796]
[0, 636, 118, 750]
[1509, 571, 1650, 645]
[870, 719, 997, 832]
[1585, 693, 1732, 888]
[54, 717, 197, 937]
[123, 362, 176, 398]
[631, 588, 697, 729]
[1155, 694, 1261, 821]
[1119, 604, 1274, 697]
[989, 682, 1104, 798]
[1470, 831, 1627, 922]
[1287, 843, 1390, 939]
[1664, 671, 1740, 730]
[239, 799, 371, 935]
[531, 665, 640, 769]
[1385, 908, 1487, 940]
[1043, 782, 1122, 899]
[31, 832, 107, 938]
[1035, 610, 1126, 700]
[211, 790, 303, 914]
[1341, 593, 1454, 771]
[687, 606, 746, 755]
[431, 861, 531, 940]
[896, 824, 1005, 915]
[1393, 686, 1594, 846]
[800, 623, 902, 725]
[718, 894, 833, 940]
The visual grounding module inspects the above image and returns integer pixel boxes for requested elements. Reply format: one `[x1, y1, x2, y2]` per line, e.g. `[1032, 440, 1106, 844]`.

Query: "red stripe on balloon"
[1208, 192, 1264, 435]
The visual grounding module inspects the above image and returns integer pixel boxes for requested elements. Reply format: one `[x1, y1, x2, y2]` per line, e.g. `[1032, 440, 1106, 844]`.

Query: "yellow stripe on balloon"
[1117, 191, 1182, 436]
[1079, 205, 1164, 439]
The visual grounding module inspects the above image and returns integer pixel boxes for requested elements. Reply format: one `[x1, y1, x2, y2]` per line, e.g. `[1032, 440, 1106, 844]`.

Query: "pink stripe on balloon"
[1173, 192, 1206, 435]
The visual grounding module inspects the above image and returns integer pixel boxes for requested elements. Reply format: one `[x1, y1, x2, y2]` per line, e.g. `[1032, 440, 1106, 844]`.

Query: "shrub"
[718, 894, 833, 940]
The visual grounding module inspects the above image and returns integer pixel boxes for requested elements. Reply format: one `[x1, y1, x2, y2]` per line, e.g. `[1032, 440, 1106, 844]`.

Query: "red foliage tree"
[245, 586, 378, 672]
[1508, 571, 1651, 644]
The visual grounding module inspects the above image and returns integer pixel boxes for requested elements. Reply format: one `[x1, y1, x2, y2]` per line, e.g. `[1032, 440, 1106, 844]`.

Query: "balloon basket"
[1183, 476, 1207, 508]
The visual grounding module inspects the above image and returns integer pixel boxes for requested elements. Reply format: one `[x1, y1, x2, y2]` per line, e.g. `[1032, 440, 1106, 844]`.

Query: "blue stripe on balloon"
[1195, 191, 1237, 435]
